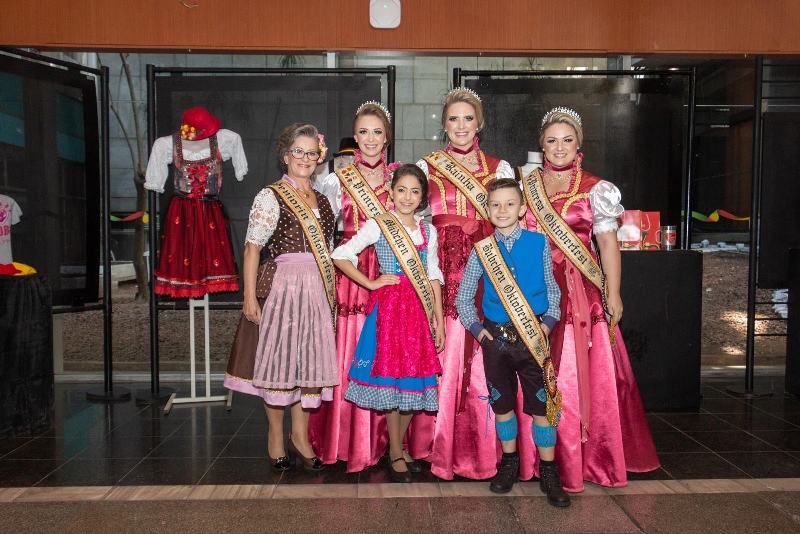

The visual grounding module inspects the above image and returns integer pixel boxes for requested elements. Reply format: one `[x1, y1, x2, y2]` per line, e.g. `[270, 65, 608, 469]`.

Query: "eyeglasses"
[287, 147, 321, 160]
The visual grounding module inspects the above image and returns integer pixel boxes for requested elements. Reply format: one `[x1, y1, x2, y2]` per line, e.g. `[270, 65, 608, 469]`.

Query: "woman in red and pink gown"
[310, 102, 403, 472]
[415, 88, 515, 480]
[522, 108, 659, 492]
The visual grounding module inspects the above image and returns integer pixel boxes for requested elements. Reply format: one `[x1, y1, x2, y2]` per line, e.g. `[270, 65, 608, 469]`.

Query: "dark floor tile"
[430, 497, 524, 533]
[76, 435, 164, 459]
[118, 457, 213, 485]
[147, 435, 232, 458]
[198, 457, 283, 485]
[358, 460, 395, 484]
[219, 434, 269, 458]
[651, 432, 709, 453]
[169, 416, 247, 436]
[4, 437, 88, 460]
[36, 458, 141, 486]
[279, 459, 359, 484]
[0, 437, 34, 458]
[753, 430, 800, 451]
[686, 430, 779, 453]
[644, 414, 676, 432]
[700, 397, 756, 414]
[745, 396, 800, 415]
[659, 413, 736, 432]
[717, 412, 800, 432]
[166, 404, 252, 419]
[657, 452, 748, 479]
[615, 493, 800, 534]
[626, 467, 672, 481]
[234, 418, 268, 436]
[719, 451, 800, 478]
[0, 459, 63, 486]
[107, 417, 186, 438]
[700, 385, 735, 399]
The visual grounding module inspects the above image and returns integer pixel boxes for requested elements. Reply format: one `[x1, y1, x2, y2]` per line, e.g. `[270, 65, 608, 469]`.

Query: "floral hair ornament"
[446, 86, 482, 103]
[355, 100, 392, 123]
[541, 106, 582, 127]
[317, 133, 328, 164]
[180, 124, 198, 140]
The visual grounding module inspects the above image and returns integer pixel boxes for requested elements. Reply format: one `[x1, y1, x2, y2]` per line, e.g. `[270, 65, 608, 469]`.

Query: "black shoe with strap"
[490, 452, 519, 494]
[388, 457, 412, 483]
[539, 460, 571, 507]
[403, 449, 422, 473]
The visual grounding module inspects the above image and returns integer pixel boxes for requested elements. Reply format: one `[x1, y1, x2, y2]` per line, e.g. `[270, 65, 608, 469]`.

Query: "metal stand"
[162, 295, 232, 414]
[727, 55, 773, 399]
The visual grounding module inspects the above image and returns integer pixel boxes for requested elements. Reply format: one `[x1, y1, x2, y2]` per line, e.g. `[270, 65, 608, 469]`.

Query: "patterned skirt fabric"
[155, 196, 239, 298]
[345, 292, 439, 413]
[249, 254, 338, 405]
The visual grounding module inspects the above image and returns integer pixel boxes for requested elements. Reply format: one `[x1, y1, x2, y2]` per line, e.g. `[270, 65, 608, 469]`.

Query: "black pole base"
[86, 386, 132, 403]
[725, 386, 774, 399]
[134, 386, 176, 406]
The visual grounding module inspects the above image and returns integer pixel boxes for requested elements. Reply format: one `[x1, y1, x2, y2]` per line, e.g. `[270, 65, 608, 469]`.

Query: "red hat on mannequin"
[179, 107, 221, 141]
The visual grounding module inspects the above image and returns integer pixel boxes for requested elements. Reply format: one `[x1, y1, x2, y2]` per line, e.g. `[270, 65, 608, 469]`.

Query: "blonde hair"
[539, 111, 583, 148]
[353, 103, 392, 145]
[441, 88, 484, 131]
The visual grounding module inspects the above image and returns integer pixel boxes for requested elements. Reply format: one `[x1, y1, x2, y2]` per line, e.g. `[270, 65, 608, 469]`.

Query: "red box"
[617, 210, 661, 251]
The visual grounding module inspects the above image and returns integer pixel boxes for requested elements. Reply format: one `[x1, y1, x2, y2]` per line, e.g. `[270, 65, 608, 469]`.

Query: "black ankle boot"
[490, 452, 519, 494]
[539, 460, 571, 507]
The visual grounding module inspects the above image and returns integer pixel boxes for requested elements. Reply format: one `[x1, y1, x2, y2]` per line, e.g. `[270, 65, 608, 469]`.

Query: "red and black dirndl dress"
[154, 133, 239, 298]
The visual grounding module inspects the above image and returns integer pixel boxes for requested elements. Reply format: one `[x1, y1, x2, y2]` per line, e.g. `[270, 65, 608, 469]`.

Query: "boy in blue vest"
[455, 178, 569, 507]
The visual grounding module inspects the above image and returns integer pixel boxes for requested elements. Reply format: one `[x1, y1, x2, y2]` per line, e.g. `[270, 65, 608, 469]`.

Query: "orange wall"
[2, 0, 799, 54]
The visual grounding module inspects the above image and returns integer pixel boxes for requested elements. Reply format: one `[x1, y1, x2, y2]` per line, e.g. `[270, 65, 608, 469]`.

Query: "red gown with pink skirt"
[416, 149, 514, 480]
[309, 163, 396, 472]
[523, 157, 660, 491]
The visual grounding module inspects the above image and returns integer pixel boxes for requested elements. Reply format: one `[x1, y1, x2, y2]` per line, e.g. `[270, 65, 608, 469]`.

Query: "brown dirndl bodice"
[226, 188, 335, 382]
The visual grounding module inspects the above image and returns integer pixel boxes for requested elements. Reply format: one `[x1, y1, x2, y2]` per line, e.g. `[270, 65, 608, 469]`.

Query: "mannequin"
[518, 150, 544, 178]
[144, 107, 248, 298]
[0, 194, 22, 266]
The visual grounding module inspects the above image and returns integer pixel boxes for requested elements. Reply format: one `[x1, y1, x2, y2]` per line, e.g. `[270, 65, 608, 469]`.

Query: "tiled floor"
[3, 377, 800, 532]
[4, 377, 800, 488]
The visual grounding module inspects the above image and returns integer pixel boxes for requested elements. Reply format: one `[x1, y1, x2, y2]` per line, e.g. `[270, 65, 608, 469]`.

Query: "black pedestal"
[786, 249, 800, 395]
[0, 274, 54, 437]
[619, 250, 703, 411]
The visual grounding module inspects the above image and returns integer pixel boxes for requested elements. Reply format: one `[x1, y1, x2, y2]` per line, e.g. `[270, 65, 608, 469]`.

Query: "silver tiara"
[446, 86, 482, 103]
[355, 100, 392, 123]
[541, 107, 582, 127]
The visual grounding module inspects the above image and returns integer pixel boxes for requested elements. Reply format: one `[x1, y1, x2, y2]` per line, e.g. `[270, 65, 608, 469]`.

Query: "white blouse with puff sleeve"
[589, 180, 625, 235]
[144, 129, 249, 193]
[331, 214, 445, 285]
[244, 187, 323, 249]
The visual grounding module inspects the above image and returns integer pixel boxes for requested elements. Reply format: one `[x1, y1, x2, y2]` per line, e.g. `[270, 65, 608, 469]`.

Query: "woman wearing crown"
[310, 102, 405, 472]
[520, 107, 659, 492]
[414, 88, 515, 481]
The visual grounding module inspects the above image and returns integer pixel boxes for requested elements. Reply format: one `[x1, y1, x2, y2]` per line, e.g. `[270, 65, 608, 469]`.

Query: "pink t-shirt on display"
[0, 194, 22, 264]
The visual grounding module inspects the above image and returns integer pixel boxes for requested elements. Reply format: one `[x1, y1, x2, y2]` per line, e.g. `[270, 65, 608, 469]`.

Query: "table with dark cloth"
[0, 274, 53, 437]
[619, 250, 703, 411]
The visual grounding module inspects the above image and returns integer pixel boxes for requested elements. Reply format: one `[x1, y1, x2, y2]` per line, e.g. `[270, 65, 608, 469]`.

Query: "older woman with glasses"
[225, 123, 338, 472]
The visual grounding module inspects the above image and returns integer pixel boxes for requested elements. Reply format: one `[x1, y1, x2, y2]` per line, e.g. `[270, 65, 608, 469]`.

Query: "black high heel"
[288, 439, 324, 471]
[388, 457, 412, 483]
[268, 454, 292, 473]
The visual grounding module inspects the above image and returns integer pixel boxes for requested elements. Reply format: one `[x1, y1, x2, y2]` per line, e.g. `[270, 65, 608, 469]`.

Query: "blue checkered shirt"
[455, 225, 561, 339]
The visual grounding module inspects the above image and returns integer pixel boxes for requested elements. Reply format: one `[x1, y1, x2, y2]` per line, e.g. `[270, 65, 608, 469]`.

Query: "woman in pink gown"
[310, 102, 404, 472]
[415, 88, 515, 480]
[521, 107, 660, 491]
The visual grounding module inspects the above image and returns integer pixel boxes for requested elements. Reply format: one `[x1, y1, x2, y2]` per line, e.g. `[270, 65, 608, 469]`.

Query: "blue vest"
[481, 230, 549, 323]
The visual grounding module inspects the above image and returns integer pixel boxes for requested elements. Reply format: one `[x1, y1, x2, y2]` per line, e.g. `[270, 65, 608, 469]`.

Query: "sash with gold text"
[269, 181, 336, 322]
[522, 168, 616, 344]
[335, 164, 389, 219]
[424, 151, 489, 219]
[372, 212, 436, 337]
[474, 236, 561, 427]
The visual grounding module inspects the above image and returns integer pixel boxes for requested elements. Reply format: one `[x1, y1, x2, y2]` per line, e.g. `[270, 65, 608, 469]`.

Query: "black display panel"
[0, 54, 100, 306]
[462, 73, 691, 240]
[153, 72, 383, 302]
